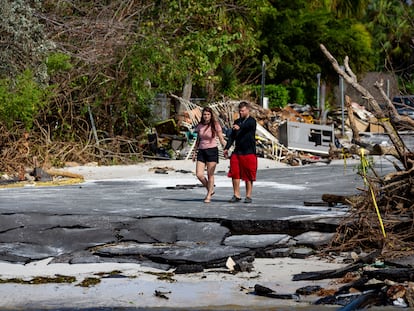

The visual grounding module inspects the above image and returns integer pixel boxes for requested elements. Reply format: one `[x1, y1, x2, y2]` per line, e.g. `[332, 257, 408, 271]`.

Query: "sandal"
[228, 195, 241, 203]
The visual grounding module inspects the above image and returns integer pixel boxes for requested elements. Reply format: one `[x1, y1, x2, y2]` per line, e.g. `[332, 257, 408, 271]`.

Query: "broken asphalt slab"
[0, 160, 394, 267]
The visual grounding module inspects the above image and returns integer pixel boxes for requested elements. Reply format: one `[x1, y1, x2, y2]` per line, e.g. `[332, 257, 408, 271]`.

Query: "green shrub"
[0, 69, 50, 129]
[266, 84, 289, 108]
[251, 84, 289, 108]
[286, 86, 305, 105]
[46, 52, 73, 75]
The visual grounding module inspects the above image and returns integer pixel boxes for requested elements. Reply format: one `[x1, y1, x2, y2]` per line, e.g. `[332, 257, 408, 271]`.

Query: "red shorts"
[228, 154, 258, 181]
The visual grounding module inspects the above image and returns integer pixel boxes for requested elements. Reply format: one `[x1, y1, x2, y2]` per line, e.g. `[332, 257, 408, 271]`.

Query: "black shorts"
[197, 147, 219, 163]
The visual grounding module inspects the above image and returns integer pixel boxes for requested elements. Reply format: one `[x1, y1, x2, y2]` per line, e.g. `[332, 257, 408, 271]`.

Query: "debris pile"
[2, 83, 395, 178]
[290, 44, 414, 309]
[169, 93, 404, 166]
[170, 95, 339, 165]
[0, 164, 84, 188]
[328, 161, 414, 258]
[319, 44, 414, 257]
[250, 250, 414, 309]
[292, 251, 414, 309]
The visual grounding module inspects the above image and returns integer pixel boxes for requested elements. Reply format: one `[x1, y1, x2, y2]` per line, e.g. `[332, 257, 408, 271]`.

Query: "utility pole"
[260, 61, 266, 107]
[316, 73, 321, 117]
[339, 65, 345, 137]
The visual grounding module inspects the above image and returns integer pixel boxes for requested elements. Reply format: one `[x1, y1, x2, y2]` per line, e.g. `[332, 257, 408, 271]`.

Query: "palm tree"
[331, 0, 370, 18]
[365, 0, 414, 80]
[308, 0, 370, 18]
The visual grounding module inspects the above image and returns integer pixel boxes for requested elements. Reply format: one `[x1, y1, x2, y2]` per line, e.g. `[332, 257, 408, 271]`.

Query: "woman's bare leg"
[204, 161, 217, 202]
[196, 161, 207, 188]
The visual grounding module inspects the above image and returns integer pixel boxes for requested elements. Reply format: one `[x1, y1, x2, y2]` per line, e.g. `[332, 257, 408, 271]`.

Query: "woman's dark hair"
[201, 107, 217, 138]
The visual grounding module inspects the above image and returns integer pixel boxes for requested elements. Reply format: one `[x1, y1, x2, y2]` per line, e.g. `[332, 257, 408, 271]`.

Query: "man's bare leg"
[245, 180, 253, 198]
[232, 178, 241, 198]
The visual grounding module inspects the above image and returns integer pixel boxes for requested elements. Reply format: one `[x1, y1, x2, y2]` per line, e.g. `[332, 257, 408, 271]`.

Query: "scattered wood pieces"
[292, 263, 364, 281]
[321, 194, 360, 206]
[253, 284, 299, 300]
[295, 285, 322, 295]
[174, 264, 204, 274]
[166, 184, 204, 190]
[154, 290, 171, 300]
[46, 169, 84, 180]
[148, 166, 175, 174]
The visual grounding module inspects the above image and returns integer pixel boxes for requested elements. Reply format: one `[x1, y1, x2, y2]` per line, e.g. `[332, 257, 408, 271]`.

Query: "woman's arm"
[192, 124, 200, 162]
[218, 130, 226, 148]
[215, 122, 227, 148]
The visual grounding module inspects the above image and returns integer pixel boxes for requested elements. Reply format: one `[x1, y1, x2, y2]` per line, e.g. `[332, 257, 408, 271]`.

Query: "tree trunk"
[182, 74, 192, 101]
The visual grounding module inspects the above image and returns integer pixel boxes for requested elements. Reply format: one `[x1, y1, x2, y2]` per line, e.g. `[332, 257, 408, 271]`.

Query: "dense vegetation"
[0, 0, 413, 170]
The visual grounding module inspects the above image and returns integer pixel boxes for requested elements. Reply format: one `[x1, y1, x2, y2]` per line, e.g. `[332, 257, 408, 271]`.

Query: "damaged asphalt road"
[0, 161, 389, 269]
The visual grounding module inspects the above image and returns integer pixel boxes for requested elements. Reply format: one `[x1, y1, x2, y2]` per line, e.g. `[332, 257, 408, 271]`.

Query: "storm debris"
[295, 285, 322, 296]
[76, 277, 101, 287]
[299, 261, 414, 309]
[154, 290, 171, 300]
[320, 44, 414, 258]
[0, 275, 76, 285]
[145, 271, 176, 283]
[287, 45, 414, 310]
[253, 284, 299, 300]
[174, 264, 204, 274]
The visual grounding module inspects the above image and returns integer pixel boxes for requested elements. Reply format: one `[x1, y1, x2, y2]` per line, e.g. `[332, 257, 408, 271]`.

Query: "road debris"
[253, 284, 299, 300]
[154, 290, 171, 300]
[285, 44, 414, 310]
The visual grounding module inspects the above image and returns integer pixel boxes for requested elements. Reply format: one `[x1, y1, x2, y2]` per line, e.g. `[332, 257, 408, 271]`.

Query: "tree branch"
[320, 44, 411, 169]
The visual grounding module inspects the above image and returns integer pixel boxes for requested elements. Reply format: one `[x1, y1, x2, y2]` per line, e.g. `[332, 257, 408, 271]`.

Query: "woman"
[192, 107, 226, 203]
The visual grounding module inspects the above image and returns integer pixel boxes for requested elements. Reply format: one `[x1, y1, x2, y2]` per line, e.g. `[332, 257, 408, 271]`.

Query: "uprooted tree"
[320, 44, 414, 258]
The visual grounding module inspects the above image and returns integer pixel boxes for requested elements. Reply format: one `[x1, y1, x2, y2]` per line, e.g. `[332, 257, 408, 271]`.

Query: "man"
[223, 101, 257, 203]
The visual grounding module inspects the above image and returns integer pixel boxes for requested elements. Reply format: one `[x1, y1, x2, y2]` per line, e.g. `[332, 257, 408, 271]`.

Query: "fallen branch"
[46, 169, 84, 180]
[320, 44, 411, 169]
[292, 263, 364, 281]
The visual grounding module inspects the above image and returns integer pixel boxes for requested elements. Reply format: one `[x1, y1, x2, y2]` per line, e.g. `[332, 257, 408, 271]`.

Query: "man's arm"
[223, 123, 237, 158]
[239, 116, 256, 132]
[224, 134, 234, 150]
[223, 136, 234, 158]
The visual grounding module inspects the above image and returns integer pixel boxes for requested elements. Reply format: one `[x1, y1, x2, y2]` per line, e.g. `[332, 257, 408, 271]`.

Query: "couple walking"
[192, 102, 257, 203]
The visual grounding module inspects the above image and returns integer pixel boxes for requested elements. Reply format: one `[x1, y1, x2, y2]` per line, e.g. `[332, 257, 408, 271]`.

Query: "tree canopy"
[258, 2, 374, 89]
